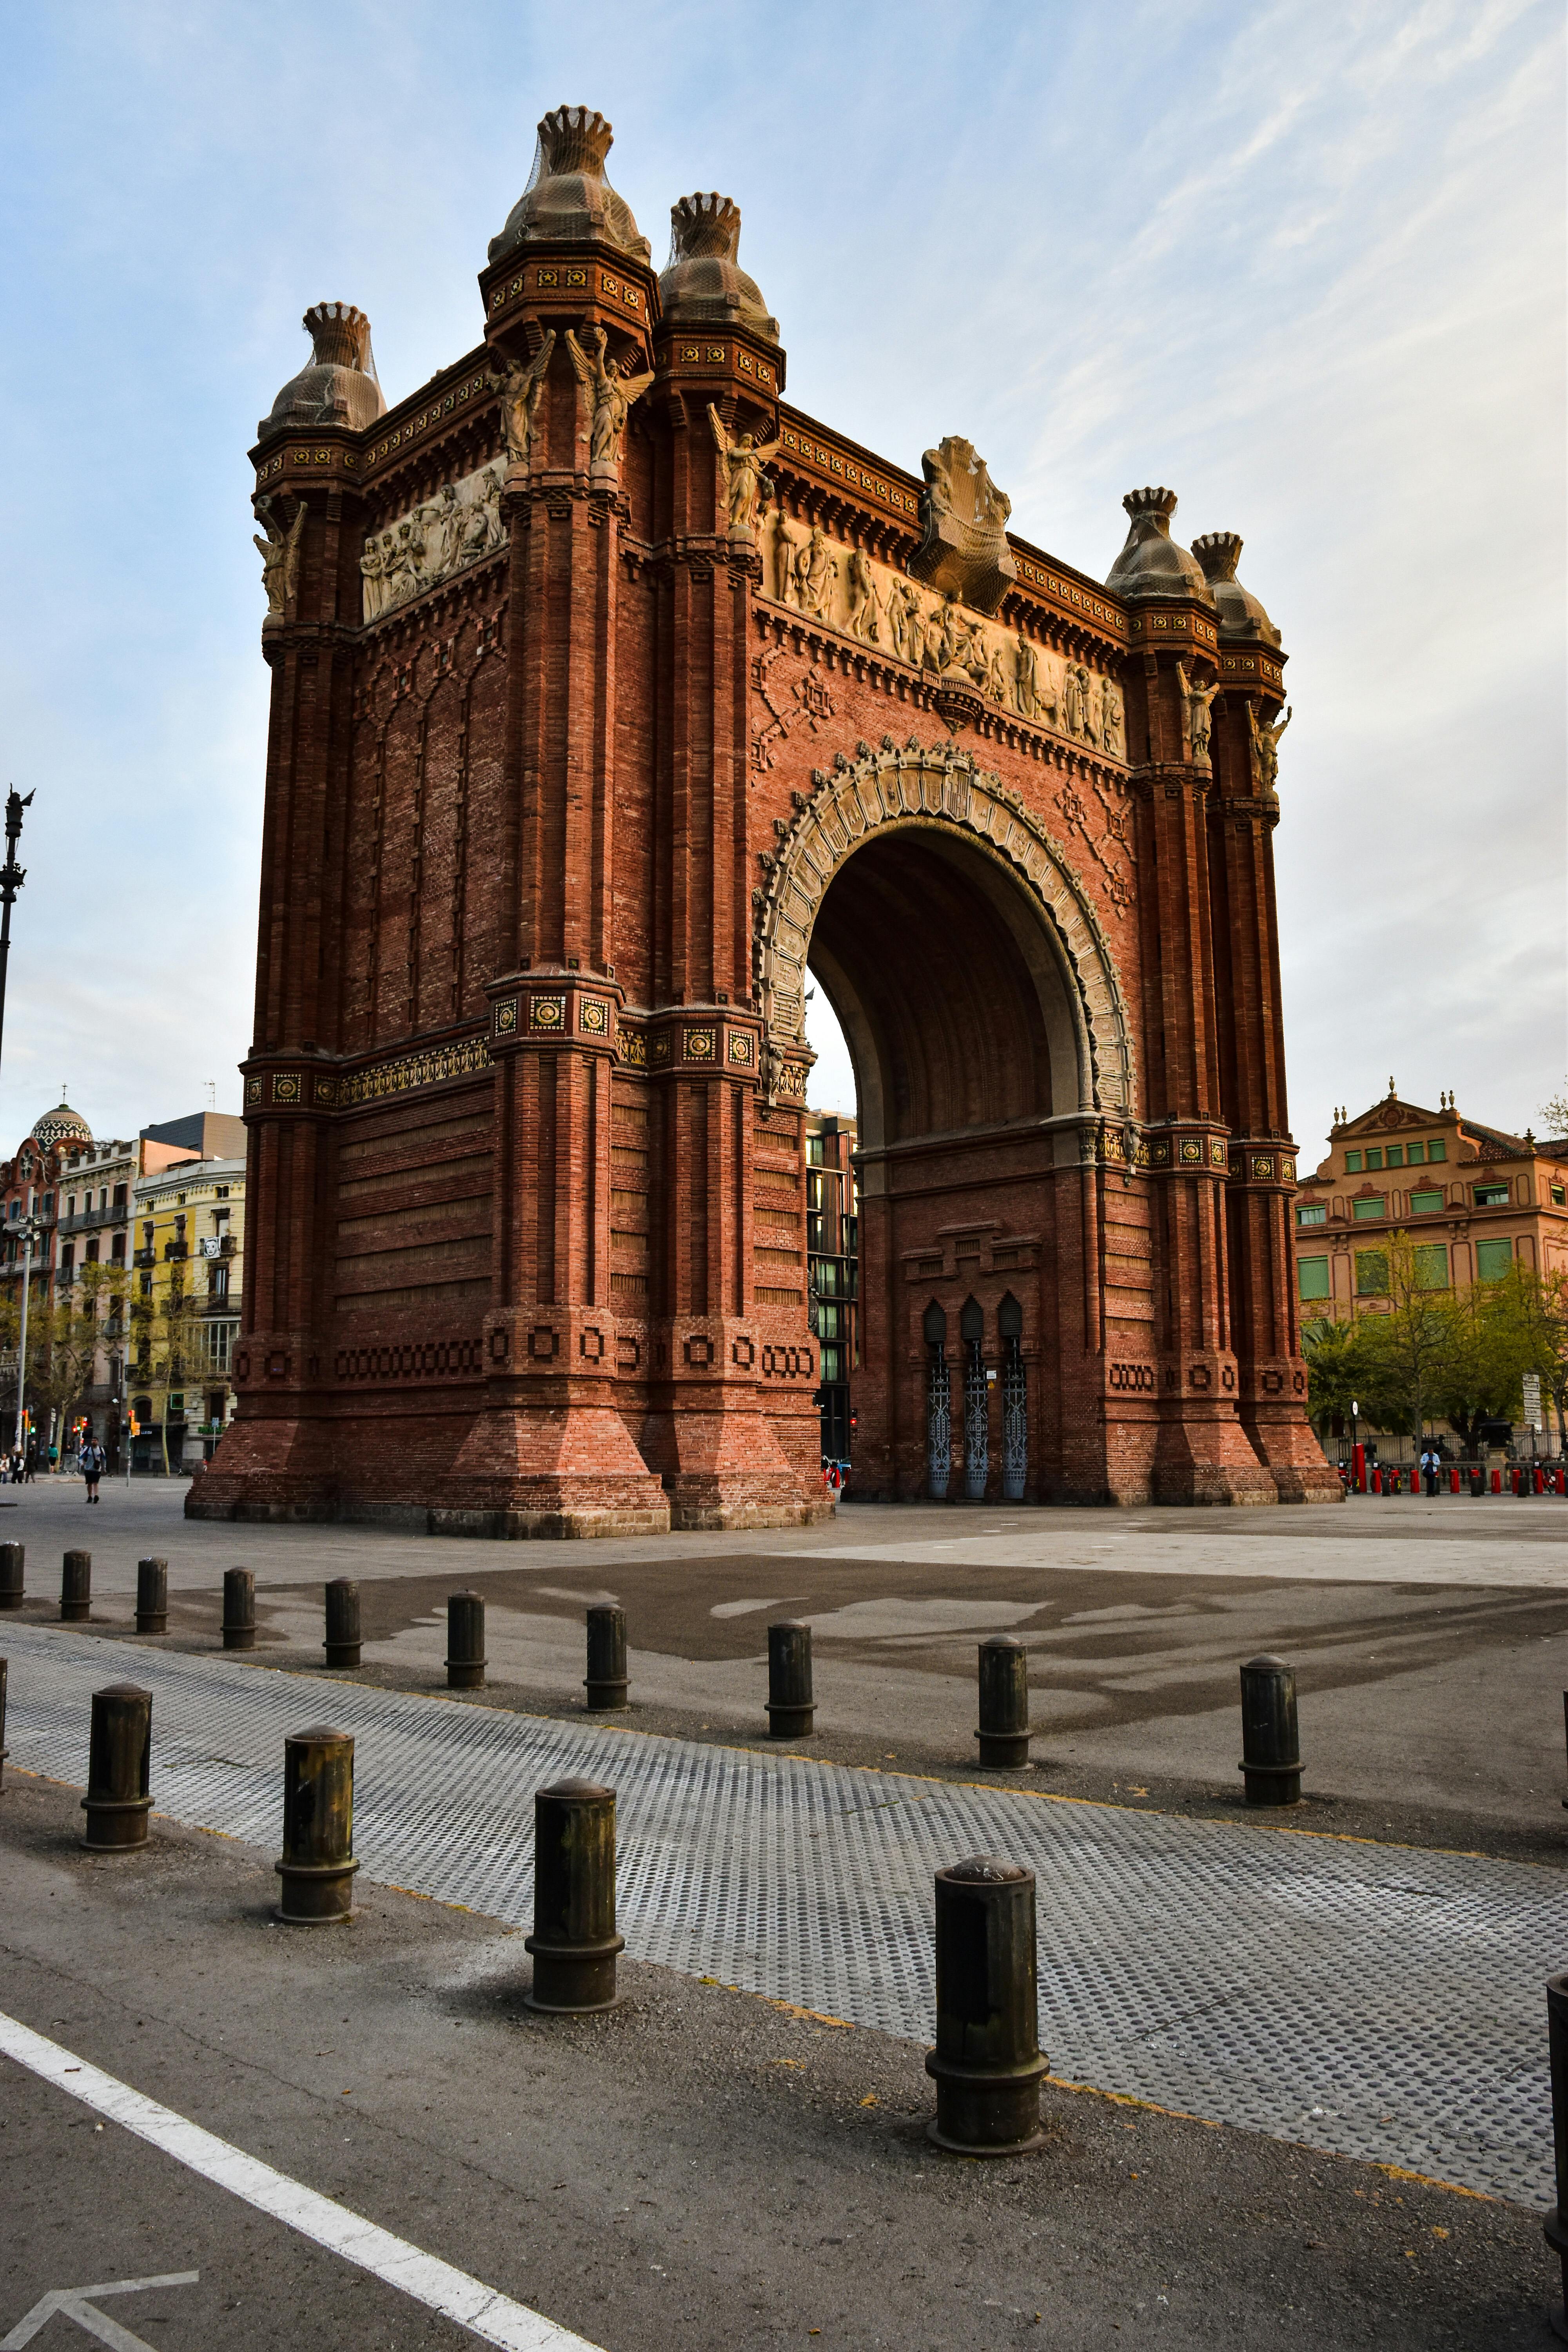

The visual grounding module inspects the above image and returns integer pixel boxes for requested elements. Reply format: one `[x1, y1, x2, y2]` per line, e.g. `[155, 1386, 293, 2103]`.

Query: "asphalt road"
[6, 1477, 1568, 1861]
[1, 1775, 1557, 2351]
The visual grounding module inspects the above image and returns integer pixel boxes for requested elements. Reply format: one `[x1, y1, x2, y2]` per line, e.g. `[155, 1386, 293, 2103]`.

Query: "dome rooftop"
[488, 106, 650, 263]
[30, 1101, 92, 1148]
[1105, 486, 1212, 604]
[259, 303, 386, 444]
[659, 194, 778, 342]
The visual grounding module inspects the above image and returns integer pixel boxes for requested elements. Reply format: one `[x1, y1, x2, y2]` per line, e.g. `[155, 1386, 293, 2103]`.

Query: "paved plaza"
[4, 1478, 1568, 2346]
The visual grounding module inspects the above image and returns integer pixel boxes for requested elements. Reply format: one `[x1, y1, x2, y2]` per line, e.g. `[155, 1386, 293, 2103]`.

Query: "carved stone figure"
[987, 645, 1008, 704]
[772, 510, 798, 602]
[481, 463, 506, 551]
[254, 497, 307, 624]
[907, 434, 1017, 615]
[1099, 675, 1125, 759]
[1012, 633, 1040, 719]
[845, 548, 878, 643]
[887, 580, 922, 664]
[793, 525, 835, 620]
[490, 330, 557, 472]
[1247, 701, 1292, 795]
[708, 404, 782, 536]
[359, 535, 386, 623]
[423, 483, 464, 574]
[1063, 662, 1098, 742]
[566, 325, 654, 473]
[1174, 660, 1221, 764]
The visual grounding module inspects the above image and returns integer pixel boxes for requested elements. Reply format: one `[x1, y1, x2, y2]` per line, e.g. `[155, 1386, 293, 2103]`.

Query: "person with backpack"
[79, 1434, 105, 1504]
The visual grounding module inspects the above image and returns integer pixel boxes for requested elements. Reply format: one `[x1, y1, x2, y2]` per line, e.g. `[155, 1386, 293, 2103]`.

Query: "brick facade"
[194, 107, 1336, 1535]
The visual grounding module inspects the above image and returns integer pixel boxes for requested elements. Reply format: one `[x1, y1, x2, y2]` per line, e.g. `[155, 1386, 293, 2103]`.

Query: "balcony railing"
[132, 1249, 154, 1268]
[163, 1241, 188, 1261]
[58, 1203, 129, 1236]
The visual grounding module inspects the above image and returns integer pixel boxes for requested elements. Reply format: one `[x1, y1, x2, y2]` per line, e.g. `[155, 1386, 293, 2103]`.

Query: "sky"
[0, 0, 1562, 1163]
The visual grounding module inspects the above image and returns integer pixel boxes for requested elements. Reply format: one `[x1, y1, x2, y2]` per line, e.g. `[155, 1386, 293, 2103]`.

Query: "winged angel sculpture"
[708, 403, 782, 536]
[488, 330, 557, 472]
[254, 495, 308, 625]
[565, 327, 655, 473]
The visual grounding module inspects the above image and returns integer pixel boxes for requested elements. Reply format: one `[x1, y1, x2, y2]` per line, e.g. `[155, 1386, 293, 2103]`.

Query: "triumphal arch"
[194, 105, 1336, 1535]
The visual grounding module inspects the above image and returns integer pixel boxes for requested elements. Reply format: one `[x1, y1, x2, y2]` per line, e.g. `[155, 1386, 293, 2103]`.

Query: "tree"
[1351, 1230, 1452, 1453]
[1427, 1272, 1530, 1449]
[129, 1269, 211, 1475]
[1301, 1318, 1366, 1440]
[1541, 1083, 1568, 1135]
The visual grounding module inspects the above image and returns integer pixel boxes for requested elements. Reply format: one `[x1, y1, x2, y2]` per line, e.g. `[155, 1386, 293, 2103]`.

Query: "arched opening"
[796, 817, 1093, 1502]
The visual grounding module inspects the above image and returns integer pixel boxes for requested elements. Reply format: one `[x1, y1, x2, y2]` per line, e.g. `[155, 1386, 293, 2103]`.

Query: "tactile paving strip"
[4, 1624, 1562, 2205]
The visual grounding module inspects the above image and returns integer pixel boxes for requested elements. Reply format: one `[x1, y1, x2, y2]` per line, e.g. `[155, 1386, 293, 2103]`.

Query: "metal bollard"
[222, 1568, 256, 1651]
[1544, 1973, 1568, 2339]
[524, 1778, 623, 2013]
[135, 1557, 168, 1635]
[584, 1604, 628, 1711]
[1450, 1466, 1461, 1494]
[275, 1725, 358, 1923]
[0, 1541, 23, 1611]
[975, 1635, 1031, 1768]
[446, 1590, 486, 1690]
[81, 1684, 153, 1851]
[0, 1655, 8, 1791]
[1470, 1468, 1484, 1496]
[765, 1619, 815, 1737]
[925, 1856, 1048, 2155]
[1239, 1654, 1302, 1806]
[61, 1550, 91, 1623]
[1492, 1467, 1503, 1494]
[323, 1579, 361, 1670]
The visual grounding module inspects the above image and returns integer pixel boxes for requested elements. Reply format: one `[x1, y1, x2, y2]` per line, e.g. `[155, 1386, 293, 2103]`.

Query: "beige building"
[130, 1150, 246, 1470]
[1293, 1086, 1568, 1322]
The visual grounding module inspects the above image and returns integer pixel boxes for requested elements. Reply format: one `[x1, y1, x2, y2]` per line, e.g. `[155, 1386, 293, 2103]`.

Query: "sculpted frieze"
[760, 512, 1125, 763]
[360, 457, 507, 624]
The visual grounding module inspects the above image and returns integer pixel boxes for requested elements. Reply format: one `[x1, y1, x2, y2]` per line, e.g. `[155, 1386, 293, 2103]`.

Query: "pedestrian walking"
[79, 1436, 105, 1504]
[1420, 1443, 1439, 1497]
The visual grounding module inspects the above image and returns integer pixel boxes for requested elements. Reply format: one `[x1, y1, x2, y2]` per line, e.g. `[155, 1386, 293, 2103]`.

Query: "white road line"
[775, 1533, 1568, 1589]
[0, 2012, 602, 2352]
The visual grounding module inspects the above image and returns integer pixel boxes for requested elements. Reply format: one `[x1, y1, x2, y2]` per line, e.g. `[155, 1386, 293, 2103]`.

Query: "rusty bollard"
[976, 1634, 1031, 1769]
[0, 1656, 8, 1792]
[323, 1579, 361, 1670]
[1239, 1654, 1303, 1806]
[135, 1557, 168, 1635]
[275, 1726, 358, 1924]
[222, 1568, 256, 1652]
[525, 1778, 623, 2013]
[61, 1550, 91, 1624]
[925, 1856, 1047, 2156]
[766, 1619, 815, 1738]
[1544, 1973, 1568, 2339]
[0, 1541, 24, 1611]
[446, 1590, 486, 1690]
[584, 1604, 628, 1711]
[81, 1684, 153, 1851]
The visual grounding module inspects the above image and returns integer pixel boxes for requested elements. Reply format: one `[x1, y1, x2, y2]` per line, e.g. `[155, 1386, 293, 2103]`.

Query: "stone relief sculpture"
[359, 458, 506, 624]
[1098, 675, 1125, 760]
[490, 330, 557, 473]
[1174, 659, 1221, 764]
[844, 547, 879, 643]
[708, 403, 782, 536]
[565, 325, 654, 474]
[791, 525, 835, 619]
[907, 434, 1017, 615]
[1012, 633, 1040, 719]
[1247, 701, 1292, 795]
[772, 509, 798, 601]
[255, 496, 307, 625]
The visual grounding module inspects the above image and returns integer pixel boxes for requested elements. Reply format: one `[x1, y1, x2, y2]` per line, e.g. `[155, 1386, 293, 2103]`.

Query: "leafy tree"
[1350, 1230, 1452, 1453]
[129, 1268, 211, 1475]
[1301, 1318, 1366, 1439]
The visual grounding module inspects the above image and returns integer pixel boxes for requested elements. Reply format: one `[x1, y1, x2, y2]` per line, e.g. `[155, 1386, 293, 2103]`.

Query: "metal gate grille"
[2, 1623, 1563, 2207]
[1001, 1340, 1027, 1501]
[925, 1348, 951, 1500]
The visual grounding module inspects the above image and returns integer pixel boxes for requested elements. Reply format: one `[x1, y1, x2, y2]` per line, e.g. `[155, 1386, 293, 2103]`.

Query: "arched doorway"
[756, 737, 1136, 1502]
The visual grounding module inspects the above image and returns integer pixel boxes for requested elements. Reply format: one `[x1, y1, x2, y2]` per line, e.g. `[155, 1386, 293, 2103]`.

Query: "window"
[1410, 1189, 1445, 1214]
[1428, 1138, 1446, 1162]
[818, 1344, 843, 1383]
[1356, 1250, 1388, 1296]
[1345, 1151, 1363, 1173]
[1298, 1256, 1330, 1301]
[1385, 1145, 1403, 1168]
[1406, 1142, 1425, 1164]
[7, 1202, 16, 1220]
[1365, 1148, 1384, 1171]
[807, 1136, 824, 1166]
[113, 1183, 127, 1207]
[1352, 1197, 1386, 1220]
[1296, 1203, 1327, 1227]
[61, 1244, 74, 1275]
[1475, 1238, 1513, 1280]
[1414, 1244, 1449, 1289]
[215, 1185, 230, 1200]
[66, 1195, 76, 1219]
[42, 1191, 53, 1213]
[1474, 1183, 1510, 1207]
[1553, 1185, 1566, 1207]
[807, 1172, 824, 1210]
[139, 1272, 152, 1298]
[205, 1323, 237, 1372]
[111, 1233, 125, 1261]
[815, 1301, 842, 1338]
[207, 1265, 229, 1301]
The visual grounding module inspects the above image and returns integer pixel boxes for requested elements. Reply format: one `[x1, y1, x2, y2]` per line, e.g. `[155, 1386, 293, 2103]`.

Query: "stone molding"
[753, 736, 1136, 1118]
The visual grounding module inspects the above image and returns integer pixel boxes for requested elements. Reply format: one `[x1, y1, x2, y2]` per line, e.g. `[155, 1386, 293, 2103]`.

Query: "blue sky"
[0, 0, 1562, 1159]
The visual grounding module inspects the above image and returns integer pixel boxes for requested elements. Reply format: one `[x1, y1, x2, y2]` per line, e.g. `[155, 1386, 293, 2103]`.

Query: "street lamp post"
[0, 788, 36, 1084]
[12, 1213, 42, 1458]
[1350, 1396, 1360, 1494]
